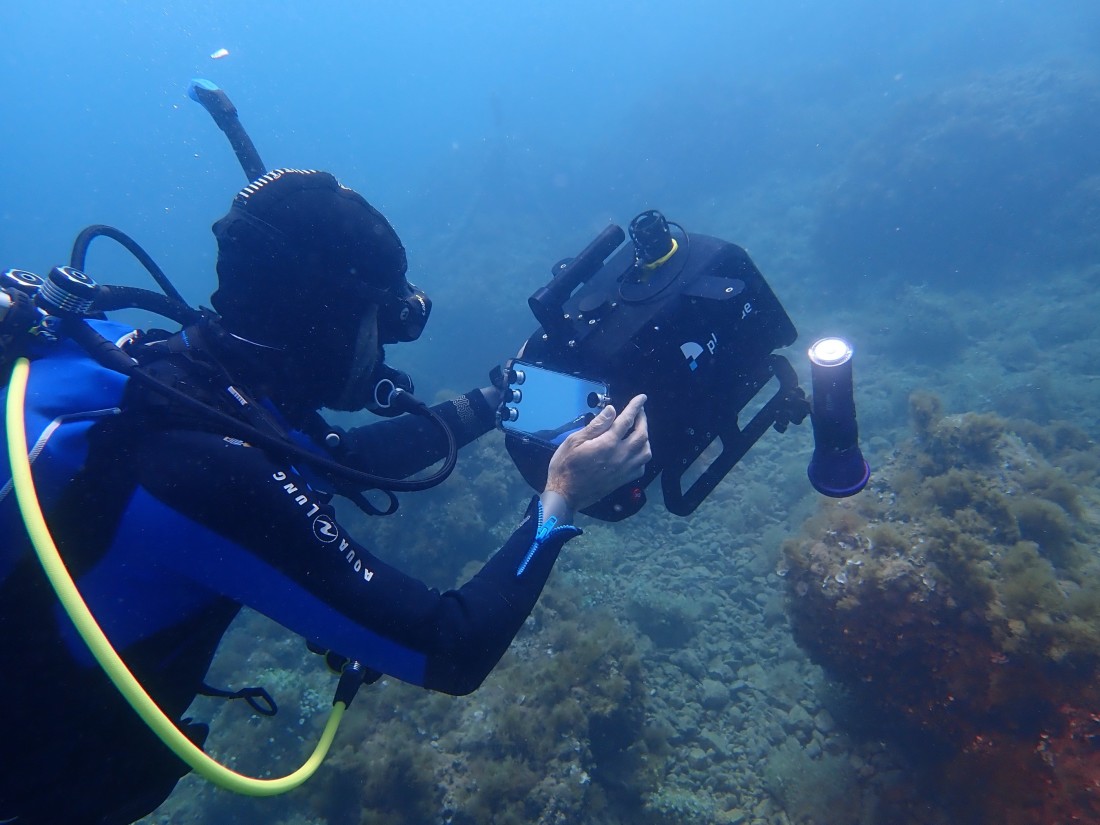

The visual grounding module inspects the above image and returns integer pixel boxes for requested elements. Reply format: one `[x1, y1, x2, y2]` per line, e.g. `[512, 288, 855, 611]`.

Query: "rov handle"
[662, 355, 809, 516]
[528, 224, 626, 336]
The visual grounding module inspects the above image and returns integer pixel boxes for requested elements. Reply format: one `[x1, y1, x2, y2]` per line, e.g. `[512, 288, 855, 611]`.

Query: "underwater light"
[808, 337, 852, 368]
[806, 337, 871, 498]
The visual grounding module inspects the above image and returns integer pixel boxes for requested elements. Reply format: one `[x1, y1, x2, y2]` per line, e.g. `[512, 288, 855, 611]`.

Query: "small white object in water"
[210, 48, 230, 60]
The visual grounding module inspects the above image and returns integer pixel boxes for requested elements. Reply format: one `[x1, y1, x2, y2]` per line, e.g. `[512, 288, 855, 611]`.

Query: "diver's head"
[210, 168, 430, 411]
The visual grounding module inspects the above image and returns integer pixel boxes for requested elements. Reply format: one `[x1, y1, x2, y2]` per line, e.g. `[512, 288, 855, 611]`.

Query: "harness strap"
[198, 682, 278, 717]
[0, 407, 121, 504]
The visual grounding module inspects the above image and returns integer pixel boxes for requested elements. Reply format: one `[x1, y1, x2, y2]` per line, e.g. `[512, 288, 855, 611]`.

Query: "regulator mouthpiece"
[806, 337, 870, 497]
[366, 364, 416, 418]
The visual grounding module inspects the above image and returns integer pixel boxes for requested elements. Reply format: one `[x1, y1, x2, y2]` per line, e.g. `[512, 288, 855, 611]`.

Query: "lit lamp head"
[806, 337, 870, 497]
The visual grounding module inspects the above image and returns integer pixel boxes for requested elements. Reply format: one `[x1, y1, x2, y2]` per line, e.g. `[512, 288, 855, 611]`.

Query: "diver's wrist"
[538, 489, 575, 526]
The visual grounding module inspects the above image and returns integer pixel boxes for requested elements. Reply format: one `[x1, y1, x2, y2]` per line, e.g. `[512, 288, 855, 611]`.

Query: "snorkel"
[187, 79, 267, 182]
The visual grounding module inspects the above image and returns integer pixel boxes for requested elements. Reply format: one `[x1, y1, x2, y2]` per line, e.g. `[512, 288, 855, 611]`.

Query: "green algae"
[784, 392, 1100, 733]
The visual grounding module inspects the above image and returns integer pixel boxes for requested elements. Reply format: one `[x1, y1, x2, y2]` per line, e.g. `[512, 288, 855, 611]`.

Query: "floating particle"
[210, 48, 230, 60]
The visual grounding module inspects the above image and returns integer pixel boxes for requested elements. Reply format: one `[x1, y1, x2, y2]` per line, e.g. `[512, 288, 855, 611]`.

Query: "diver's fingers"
[565, 405, 617, 445]
[609, 394, 647, 439]
[628, 405, 650, 446]
[626, 407, 652, 465]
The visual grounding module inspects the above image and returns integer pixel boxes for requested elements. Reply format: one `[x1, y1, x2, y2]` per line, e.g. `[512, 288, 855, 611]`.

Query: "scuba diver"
[0, 167, 651, 824]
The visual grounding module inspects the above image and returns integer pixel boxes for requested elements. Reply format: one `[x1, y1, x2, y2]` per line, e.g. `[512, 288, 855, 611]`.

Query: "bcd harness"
[1, 319, 368, 795]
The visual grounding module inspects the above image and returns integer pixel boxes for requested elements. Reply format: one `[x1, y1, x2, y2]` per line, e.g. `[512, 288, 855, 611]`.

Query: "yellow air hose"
[5, 356, 345, 796]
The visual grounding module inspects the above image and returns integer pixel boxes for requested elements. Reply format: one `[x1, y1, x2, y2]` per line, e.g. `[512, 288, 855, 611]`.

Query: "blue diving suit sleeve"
[127, 427, 580, 696]
[516, 498, 578, 576]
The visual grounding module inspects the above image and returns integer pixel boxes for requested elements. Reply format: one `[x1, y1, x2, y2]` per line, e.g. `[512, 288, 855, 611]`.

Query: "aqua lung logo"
[272, 470, 374, 582]
[681, 333, 718, 371]
[312, 515, 340, 543]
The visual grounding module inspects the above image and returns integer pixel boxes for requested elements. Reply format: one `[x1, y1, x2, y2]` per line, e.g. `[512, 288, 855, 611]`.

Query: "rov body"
[501, 214, 820, 521]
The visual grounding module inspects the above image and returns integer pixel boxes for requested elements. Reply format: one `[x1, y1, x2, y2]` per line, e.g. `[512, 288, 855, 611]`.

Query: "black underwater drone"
[498, 208, 871, 521]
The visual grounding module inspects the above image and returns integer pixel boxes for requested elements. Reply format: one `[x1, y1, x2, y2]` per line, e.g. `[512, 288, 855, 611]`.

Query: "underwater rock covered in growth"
[781, 392, 1100, 824]
[297, 571, 661, 825]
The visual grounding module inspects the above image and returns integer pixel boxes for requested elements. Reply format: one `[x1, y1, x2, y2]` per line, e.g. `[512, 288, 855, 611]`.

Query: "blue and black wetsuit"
[0, 346, 579, 825]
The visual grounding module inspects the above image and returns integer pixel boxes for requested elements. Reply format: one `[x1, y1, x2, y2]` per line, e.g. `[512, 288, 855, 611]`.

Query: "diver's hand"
[543, 394, 651, 514]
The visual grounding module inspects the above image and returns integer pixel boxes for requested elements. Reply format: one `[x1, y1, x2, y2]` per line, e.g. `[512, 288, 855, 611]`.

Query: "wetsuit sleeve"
[331, 389, 497, 479]
[127, 428, 579, 695]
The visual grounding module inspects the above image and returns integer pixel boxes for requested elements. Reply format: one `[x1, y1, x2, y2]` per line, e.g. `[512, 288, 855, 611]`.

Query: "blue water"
[5, 0, 1095, 395]
[4, 2, 1100, 823]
